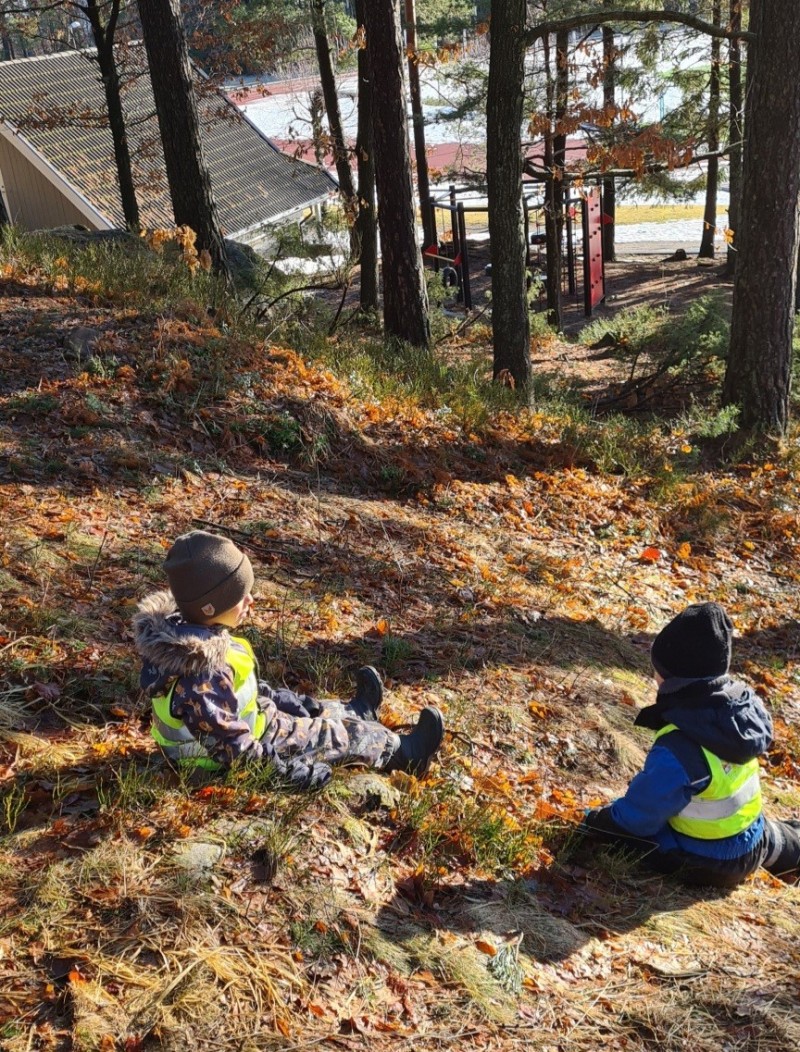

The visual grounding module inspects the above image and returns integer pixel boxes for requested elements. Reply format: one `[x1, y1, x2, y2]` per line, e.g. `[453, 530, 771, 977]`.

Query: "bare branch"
[525, 9, 755, 48]
[524, 145, 733, 182]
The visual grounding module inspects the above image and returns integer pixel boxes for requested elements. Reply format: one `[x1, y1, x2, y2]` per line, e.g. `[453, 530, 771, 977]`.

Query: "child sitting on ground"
[133, 530, 444, 790]
[584, 602, 800, 886]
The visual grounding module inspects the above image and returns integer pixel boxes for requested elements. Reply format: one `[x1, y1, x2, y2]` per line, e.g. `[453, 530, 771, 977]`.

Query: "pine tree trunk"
[486, 0, 531, 391]
[405, 0, 433, 251]
[355, 0, 378, 311]
[602, 14, 616, 263]
[698, 1, 721, 258]
[311, 0, 358, 254]
[363, 0, 429, 348]
[137, 0, 227, 271]
[1, 28, 15, 61]
[726, 0, 743, 276]
[85, 0, 140, 232]
[722, 0, 800, 435]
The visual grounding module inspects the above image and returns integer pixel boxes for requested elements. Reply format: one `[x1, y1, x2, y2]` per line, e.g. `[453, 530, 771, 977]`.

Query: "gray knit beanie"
[164, 530, 254, 623]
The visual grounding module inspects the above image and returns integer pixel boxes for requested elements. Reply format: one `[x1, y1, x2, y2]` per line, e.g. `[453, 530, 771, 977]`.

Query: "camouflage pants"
[258, 698, 400, 769]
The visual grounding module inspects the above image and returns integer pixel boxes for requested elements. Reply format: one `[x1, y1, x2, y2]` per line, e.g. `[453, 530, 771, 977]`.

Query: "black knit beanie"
[650, 602, 733, 679]
[164, 530, 254, 623]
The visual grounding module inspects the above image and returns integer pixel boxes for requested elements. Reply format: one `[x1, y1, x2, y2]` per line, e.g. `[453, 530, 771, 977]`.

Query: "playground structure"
[422, 183, 606, 320]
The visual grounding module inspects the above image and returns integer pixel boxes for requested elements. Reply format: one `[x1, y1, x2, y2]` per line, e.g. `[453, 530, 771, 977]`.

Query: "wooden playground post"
[429, 197, 439, 272]
[523, 195, 531, 268]
[449, 184, 461, 265]
[566, 197, 576, 295]
[456, 201, 472, 308]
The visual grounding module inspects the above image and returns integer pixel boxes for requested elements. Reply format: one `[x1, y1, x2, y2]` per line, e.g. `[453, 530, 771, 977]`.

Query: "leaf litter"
[1, 251, 800, 1050]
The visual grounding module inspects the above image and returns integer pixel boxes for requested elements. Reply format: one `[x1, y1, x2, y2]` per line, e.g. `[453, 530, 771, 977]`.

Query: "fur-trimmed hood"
[133, 590, 231, 689]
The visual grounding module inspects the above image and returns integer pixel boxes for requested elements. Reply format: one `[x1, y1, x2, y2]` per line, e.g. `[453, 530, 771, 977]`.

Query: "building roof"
[0, 47, 336, 236]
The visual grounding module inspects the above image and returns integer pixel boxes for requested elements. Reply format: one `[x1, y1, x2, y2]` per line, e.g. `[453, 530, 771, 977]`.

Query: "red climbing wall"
[582, 187, 605, 316]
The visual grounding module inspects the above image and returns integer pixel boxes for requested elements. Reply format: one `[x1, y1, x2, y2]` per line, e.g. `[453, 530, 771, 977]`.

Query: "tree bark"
[698, 0, 721, 258]
[84, 0, 140, 232]
[722, 0, 800, 435]
[486, 0, 530, 392]
[311, 0, 358, 253]
[726, 0, 743, 276]
[363, 0, 429, 348]
[137, 0, 227, 271]
[404, 0, 434, 251]
[602, 7, 616, 263]
[354, 0, 378, 311]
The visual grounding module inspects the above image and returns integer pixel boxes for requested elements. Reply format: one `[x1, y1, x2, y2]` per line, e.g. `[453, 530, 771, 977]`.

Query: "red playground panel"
[582, 187, 605, 316]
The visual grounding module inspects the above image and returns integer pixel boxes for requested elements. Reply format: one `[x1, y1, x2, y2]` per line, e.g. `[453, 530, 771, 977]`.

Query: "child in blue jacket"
[584, 603, 800, 887]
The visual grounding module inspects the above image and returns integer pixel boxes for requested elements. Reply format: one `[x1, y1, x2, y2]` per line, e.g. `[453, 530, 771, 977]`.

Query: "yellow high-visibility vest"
[654, 723, 762, 840]
[151, 636, 265, 769]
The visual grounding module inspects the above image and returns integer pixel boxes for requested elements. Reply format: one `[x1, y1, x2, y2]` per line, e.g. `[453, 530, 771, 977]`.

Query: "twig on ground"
[447, 728, 511, 756]
[190, 518, 284, 557]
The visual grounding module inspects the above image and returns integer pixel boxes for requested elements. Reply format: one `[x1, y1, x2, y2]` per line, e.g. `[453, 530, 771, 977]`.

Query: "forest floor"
[1, 237, 799, 1052]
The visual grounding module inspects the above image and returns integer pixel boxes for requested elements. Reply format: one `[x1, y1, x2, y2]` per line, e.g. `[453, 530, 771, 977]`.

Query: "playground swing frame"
[424, 181, 606, 318]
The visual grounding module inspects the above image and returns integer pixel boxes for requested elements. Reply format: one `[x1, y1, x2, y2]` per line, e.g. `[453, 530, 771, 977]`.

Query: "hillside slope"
[1, 241, 800, 1051]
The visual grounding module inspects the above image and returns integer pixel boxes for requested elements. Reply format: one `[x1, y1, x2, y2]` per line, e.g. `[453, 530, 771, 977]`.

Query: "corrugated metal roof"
[0, 46, 336, 235]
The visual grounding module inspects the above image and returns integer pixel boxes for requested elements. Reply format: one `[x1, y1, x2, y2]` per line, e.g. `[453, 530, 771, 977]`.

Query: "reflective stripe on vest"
[151, 636, 266, 767]
[654, 723, 762, 840]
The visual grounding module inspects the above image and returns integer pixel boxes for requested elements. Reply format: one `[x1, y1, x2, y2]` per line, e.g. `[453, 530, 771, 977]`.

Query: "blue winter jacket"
[586, 676, 773, 870]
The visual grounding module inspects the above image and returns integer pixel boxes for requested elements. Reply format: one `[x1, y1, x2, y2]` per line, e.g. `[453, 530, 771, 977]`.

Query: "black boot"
[384, 707, 444, 777]
[349, 666, 384, 721]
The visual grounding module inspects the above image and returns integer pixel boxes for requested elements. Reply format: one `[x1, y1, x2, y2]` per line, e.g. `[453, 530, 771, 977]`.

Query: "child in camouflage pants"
[133, 530, 444, 790]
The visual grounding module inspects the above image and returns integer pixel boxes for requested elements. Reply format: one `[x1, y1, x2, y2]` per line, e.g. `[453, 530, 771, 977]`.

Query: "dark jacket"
[585, 676, 773, 885]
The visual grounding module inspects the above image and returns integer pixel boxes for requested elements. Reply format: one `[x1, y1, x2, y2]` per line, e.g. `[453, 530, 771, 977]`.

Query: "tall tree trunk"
[137, 0, 227, 271]
[726, 0, 743, 276]
[722, 0, 800, 435]
[486, 0, 530, 392]
[311, 0, 358, 254]
[698, 0, 721, 258]
[543, 33, 562, 330]
[84, 0, 141, 232]
[405, 0, 433, 251]
[355, 0, 378, 311]
[309, 88, 326, 169]
[1, 26, 15, 61]
[362, 0, 429, 347]
[602, 7, 616, 263]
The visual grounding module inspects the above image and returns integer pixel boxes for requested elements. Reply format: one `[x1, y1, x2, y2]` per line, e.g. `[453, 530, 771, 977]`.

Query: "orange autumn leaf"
[475, 939, 497, 956]
[307, 1002, 326, 1018]
[134, 826, 155, 840]
[676, 541, 692, 560]
[639, 546, 662, 563]
[375, 618, 390, 636]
